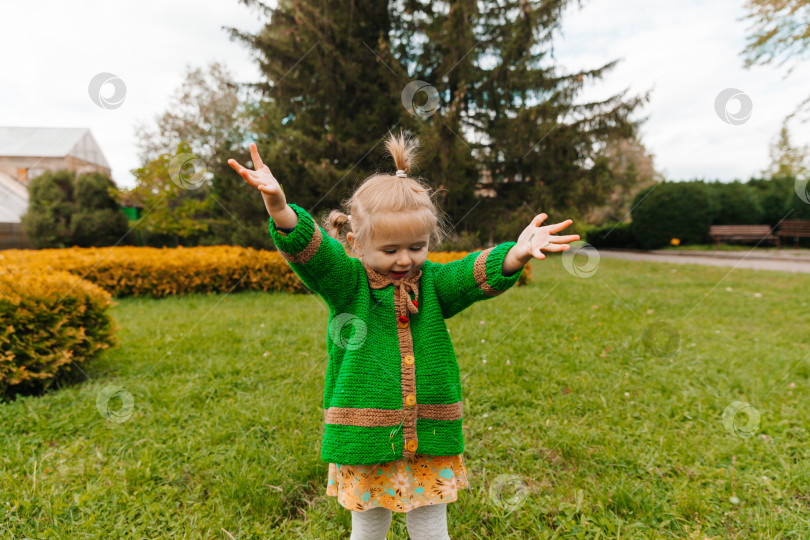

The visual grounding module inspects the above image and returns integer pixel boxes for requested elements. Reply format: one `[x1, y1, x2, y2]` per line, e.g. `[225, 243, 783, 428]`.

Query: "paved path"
[596, 248, 810, 274]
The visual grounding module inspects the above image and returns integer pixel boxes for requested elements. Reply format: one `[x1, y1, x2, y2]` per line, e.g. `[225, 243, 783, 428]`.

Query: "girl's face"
[348, 225, 430, 280]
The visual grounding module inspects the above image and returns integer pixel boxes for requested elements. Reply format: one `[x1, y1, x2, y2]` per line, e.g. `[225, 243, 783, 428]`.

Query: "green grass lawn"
[2, 256, 809, 539]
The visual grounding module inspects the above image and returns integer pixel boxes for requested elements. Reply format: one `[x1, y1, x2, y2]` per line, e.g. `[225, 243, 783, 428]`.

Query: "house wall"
[0, 156, 111, 187]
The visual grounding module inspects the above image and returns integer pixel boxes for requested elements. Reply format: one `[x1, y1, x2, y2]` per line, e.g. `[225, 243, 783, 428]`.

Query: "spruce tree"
[390, 0, 650, 242]
[227, 0, 650, 245]
[226, 0, 407, 221]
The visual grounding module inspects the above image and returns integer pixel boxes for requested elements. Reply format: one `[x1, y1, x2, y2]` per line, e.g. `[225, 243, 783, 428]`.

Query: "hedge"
[584, 222, 640, 249]
[0, 266, 119, 399]
[703, 180, 763, 225]
[630, 182, 715, 250]
[0, 245, 532, 299]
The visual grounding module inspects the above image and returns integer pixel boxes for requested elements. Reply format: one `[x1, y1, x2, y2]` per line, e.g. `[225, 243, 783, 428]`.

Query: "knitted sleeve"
[431, 241, 525, 319]
[268, 202, 361, 310]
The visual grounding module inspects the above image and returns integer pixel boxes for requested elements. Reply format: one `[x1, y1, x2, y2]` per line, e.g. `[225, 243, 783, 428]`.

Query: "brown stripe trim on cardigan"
[324, 401, 463, 426]
[278, 225, 323, 264]
[473, 247, 505, 297]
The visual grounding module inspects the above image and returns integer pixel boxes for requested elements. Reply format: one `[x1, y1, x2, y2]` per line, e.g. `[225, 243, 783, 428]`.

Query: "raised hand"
[515, 213, 580, 260]
[227, 143, 286, 211]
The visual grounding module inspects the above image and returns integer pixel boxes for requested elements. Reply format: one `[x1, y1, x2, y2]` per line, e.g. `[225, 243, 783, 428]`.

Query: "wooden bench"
[776, 220, 810, 247]
[709, 225, 780, 247]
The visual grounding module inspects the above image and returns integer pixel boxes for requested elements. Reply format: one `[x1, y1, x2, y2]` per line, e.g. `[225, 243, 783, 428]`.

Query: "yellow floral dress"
[326, 453, 470, 513]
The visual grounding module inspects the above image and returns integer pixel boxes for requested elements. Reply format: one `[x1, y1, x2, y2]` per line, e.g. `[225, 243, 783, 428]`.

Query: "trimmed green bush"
[629, 181, 714, 250]
[747, 176, 794, 225]
[790, 180, 810, 220]
[21, 169, 75, 248]
[703, 180, 763, 225]
[22, 169, 130, 249]
[70, 172, 131, 247]
[584, 222, 639, 249]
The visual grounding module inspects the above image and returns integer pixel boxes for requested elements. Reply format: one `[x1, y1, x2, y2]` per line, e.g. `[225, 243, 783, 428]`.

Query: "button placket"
[394, 281, 419, 457]
[360, 262, 423, 460]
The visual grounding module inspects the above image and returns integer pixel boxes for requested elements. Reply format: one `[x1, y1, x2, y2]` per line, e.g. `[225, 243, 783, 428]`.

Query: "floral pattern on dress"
[326, 453, 469, 513]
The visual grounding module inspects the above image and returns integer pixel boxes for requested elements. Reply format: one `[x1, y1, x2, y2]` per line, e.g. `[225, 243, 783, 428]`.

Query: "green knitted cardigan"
[269, 203, 526, 465]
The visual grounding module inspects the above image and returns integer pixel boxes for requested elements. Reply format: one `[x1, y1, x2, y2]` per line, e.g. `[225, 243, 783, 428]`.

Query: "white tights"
[349, 502, 450, 540]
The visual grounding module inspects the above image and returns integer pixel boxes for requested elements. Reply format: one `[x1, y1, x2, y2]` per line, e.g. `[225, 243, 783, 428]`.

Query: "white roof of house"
[0, 126, 110, 169]
[0, 170, 29, 223]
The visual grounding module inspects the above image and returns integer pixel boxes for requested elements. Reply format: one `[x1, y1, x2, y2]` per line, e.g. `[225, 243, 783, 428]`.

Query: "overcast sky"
[1, 0, 808, 190]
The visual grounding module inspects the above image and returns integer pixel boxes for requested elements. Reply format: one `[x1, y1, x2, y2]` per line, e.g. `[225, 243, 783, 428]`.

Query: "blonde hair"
[323, 129, 453, 255]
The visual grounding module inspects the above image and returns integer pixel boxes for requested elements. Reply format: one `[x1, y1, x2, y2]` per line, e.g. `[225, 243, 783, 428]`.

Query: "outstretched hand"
[515, 214, 580, 261]
[227, 143, 287, 210]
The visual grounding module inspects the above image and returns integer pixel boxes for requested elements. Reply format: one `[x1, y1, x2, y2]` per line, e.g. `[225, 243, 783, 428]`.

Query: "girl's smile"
[346, 214, 431, 280]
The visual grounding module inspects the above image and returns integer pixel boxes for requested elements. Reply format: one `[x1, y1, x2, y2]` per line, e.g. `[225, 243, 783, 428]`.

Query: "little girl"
[228, 131, 579, 539]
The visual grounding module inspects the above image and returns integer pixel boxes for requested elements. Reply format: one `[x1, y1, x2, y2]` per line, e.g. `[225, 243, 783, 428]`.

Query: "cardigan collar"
[361, 261, 422, 317]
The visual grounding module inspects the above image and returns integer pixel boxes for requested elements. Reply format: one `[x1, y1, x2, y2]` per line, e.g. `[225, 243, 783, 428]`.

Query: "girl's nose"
[398, 251, 411, 266]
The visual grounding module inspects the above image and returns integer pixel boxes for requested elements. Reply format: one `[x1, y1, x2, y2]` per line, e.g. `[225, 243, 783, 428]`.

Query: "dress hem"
[325, 453, 469, 513]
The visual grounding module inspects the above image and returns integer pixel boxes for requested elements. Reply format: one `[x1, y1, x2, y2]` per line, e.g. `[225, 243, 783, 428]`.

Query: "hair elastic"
[395, 170, 407, 178]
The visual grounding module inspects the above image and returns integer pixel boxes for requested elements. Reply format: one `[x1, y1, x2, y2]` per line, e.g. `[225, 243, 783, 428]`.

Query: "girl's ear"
[347, 232, 361, 255]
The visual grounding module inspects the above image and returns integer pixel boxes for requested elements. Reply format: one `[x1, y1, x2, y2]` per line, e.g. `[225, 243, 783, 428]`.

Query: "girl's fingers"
[228, 159, 253, 178]
[232, 164, 262, 188]
[239, 168, 258, 185]
[227, 158, 244, 172]
[532, 214, 548, 227]
[228, 157, 275, 195]
[230, 154, 274, 183]
[552, 219, 573, 231]
[541, 220, 573, 234]
[549, 234, 580, 242]
[250, 143, 265, 170]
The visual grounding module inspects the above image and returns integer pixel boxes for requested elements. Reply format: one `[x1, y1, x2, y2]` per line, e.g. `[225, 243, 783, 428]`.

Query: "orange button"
[405, 394, 416, 406]
[397, 319, 409, 329]
[403, 355, 414, 365]
[405, 439, 418, 452]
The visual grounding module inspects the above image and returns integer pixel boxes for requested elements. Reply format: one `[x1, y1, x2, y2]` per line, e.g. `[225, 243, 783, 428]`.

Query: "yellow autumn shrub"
[0, 245, 531, 299]
[0, 266, 120, 398]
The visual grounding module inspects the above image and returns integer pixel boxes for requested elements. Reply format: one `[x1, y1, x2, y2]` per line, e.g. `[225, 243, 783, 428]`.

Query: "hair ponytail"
[385, 129, 419, 176]
[322, 129, 455, 256]
[323, 210, 352, 248]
